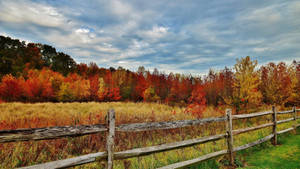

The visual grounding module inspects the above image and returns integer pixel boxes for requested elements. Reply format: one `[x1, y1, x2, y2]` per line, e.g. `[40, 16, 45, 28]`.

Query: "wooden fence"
[0, 106, 299, 169]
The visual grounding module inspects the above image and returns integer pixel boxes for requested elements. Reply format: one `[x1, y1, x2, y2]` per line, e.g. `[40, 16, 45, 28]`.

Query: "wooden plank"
[225, 109, 234, 165]
[116, 117, 226, 132]
[20, 134, 226, 169]
[277, 118, 294, 124]
[233, 122, 274, 135]
[277, 127, 294, 135]
[232, 111, 272, 120]
[233, 134, 274, 152]
[156, 149, 228, 169]
[106, 109, 115, 169]
[18, 152, 107, 169]
[114, 133, 226, 159]
[1, 117, 226, 143]
[272, 106, 277, 145]
[0, 124, 107, 143]
[277, 110, 294, 114]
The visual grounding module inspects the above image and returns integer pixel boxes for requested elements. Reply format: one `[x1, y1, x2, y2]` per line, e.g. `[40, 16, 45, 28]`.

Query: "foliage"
[0, 74, 24, 101]
[0, 36, 299, 107]
[185, 84, 206, 118]
[233, 56, 262, 112]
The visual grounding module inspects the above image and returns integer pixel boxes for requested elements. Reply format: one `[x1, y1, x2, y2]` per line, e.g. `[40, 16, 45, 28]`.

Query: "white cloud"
[75, 28, 90, 34]
[0, 0, 66, 28]
[1, 0, 299, 75]
[137, 26, 169, 42]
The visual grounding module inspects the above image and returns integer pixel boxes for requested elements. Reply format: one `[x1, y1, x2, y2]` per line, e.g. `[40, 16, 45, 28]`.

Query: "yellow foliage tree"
[233, 56, 262, 112]
[57, 82, 74, 102]
[143, 86, 160, 102]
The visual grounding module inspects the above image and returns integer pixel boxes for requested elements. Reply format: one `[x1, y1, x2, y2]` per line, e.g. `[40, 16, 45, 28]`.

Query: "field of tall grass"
[0, 102, 298, 169]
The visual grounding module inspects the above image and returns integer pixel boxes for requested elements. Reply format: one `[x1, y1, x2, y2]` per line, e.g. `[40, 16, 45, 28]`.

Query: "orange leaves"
[259, 62, 293, 105]
[23, 69, 55, 102]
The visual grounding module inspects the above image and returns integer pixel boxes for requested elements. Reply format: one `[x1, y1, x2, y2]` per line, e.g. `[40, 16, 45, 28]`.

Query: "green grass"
[236, 128, 300, 169]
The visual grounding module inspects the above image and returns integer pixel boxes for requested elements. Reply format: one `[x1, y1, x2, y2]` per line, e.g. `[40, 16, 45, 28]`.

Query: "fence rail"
[0, 106, 299, 169]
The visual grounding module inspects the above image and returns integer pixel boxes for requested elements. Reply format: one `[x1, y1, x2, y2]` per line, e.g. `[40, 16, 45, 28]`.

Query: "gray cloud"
[0, 0, 299, 75]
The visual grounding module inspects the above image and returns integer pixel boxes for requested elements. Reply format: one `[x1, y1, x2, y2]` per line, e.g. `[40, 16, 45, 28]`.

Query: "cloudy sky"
[0, 0, 299, 75]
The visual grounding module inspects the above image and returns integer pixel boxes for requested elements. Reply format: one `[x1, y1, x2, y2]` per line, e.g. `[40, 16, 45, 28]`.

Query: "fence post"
[293, 106, 296, 120]
[272, 105, 277, 145]
[106, 109, 115, 169]
[226, 109, 234, 165]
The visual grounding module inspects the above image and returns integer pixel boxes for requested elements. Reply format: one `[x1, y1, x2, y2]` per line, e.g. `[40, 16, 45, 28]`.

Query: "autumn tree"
[64, 73, 90, 101]
[287, 61, 300, 106]
[259, 62, 293, 106]
[143, 86, 160, 102]
[185, 84, 206, 118]
[23, 69, 54, 102]
[233, 56, 262, 112]
[89, 75, 99, 101]
[0, 74, 24, 101]
[57, 82, 74, 102]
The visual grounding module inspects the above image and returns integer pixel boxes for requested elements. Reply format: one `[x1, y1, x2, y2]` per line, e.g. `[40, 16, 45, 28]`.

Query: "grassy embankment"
[234, 128, 300, 169]
[0, 102, 298, 169]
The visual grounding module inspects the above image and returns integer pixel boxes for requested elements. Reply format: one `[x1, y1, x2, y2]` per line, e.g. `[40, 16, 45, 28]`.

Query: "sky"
[0, 0, 299, 75]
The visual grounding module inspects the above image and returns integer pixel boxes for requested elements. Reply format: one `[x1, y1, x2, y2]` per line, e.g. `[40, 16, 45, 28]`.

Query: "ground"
[236, 128, 300, 169]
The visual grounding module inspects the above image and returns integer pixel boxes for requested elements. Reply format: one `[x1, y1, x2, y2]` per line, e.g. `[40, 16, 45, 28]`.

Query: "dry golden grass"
[0, 102, 298, 169]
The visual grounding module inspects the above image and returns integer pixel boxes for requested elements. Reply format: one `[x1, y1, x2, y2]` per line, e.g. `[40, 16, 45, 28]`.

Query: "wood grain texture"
[277, 127, 294, 135]
[156, 150, 228, 169]
[114, 133, 226, 159]
[272, 106, 277, 145]
[232, 111, 272, 120]
[116, 117, 226, 132]
[293, 107, 297, 120]
[0, 117, 226, 143]
[19, 134, 226, 169]
[277, 110, 294, 114]
[106, 109, 115, 169]
[225, 109, 234, 165]
[18, 152, 107, 169]
[233, 134, 274, 152]
[277, 118, 294, 124]
[233, 123, 274, 135]
[0, 124, 107, 143]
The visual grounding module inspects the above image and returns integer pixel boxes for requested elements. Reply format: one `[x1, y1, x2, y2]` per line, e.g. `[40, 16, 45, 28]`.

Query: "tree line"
[0, 35, 299, 114]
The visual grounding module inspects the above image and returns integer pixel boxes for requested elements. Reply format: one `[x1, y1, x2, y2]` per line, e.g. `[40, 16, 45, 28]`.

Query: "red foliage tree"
[185, 84, 206, 118]
[89, 75, 99, 101]
[0, 74, 24, 101]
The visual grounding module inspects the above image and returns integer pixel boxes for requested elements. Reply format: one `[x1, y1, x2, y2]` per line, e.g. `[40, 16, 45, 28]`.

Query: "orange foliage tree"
[23, 69, 54, 102]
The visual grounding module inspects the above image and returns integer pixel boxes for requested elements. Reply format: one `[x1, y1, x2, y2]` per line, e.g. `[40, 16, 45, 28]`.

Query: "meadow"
[0, 102, 298, 169]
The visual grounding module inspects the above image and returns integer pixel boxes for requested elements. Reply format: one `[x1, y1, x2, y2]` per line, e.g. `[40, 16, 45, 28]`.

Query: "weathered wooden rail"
[0, 107, 299, 169]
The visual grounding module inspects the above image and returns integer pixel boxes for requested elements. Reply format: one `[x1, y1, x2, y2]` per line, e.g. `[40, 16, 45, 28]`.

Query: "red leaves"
[98, 87, 121, 101]
[0, 74, 24, 101]
[185, 85, 207, 118]
[89, 75, 99, 101]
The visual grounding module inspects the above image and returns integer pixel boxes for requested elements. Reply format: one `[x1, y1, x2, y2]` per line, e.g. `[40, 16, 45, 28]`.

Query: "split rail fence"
[0, 106, 299, 169]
